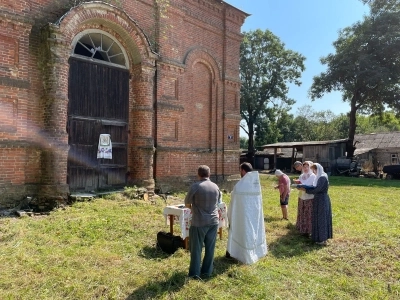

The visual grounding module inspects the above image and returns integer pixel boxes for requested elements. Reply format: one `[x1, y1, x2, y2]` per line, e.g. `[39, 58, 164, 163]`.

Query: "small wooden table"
[162, 203, 228, 250]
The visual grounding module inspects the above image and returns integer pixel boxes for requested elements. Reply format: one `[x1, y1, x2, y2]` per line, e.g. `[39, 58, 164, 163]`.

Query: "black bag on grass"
[157, 231, 184, 254]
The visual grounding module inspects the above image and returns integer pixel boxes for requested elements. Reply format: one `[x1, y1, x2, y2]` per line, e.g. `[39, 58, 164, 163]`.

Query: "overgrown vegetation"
[245, 105, 400, 149]
[0, 175, 399, 299]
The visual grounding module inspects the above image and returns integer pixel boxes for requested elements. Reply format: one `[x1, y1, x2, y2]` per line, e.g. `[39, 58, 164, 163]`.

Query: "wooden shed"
[261, 139, 348, 173]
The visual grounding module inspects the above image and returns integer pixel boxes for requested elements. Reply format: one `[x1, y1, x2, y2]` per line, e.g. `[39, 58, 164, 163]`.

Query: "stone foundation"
[0, 184, 40, 209]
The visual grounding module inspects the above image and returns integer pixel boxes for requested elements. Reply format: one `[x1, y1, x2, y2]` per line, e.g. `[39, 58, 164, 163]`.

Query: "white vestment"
[227, 171, 268, 264]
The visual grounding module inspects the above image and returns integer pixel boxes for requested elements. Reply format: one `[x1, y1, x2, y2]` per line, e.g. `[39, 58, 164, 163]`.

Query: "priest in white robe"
[226, 162, 268, 264]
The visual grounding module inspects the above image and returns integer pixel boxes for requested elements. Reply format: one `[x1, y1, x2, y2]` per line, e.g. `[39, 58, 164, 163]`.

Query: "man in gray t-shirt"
[185, 165, 220, 279]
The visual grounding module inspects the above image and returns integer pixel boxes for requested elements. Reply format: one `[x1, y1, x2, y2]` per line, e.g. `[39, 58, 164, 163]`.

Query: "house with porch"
[261, 139, 348, 173]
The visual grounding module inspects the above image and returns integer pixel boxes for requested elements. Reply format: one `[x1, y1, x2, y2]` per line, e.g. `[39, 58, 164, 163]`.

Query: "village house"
[0, 0, 248, 208]
[261, 132, 400, 175]
[353, 132, 400, 172]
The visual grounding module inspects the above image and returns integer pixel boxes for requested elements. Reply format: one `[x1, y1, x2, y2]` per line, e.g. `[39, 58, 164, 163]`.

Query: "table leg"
[184, 237, 189, 250]
[169, 215, 174, 234]
[219, 227, 222, 240]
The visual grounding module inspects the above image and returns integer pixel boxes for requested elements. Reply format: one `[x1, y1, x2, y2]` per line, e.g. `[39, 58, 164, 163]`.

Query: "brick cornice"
[158, 61, 185, 74]
[0, 140, 41, 149]
[0, 76, 30, 89]
[224, 79, 241, 89]
[132, 105, 153, 112]
[172, 0, 248, 28]
[224, 113, 242, 120]
[157, 101, 184, 112]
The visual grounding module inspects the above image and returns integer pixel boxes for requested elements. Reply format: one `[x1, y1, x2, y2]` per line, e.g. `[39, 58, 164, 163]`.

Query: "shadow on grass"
[126, 270, 187, 300]
[138, 245, 177, 260]
[264, 216, 282, 222]
[127, 250, 236, 299]
[268, 222, 320, 258]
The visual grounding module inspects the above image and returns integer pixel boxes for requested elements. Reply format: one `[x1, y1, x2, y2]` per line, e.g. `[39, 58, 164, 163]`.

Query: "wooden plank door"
[67, 57, 129, 192]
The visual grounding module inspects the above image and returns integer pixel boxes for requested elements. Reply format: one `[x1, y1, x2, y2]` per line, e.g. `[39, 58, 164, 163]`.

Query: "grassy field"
[0, 175, 399, 299]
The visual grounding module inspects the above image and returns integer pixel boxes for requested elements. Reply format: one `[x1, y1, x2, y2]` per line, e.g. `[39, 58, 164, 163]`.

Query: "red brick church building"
[0, 0, 247, 208]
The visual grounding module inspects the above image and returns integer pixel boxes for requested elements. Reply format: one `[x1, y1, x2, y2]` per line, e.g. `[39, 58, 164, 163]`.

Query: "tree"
[275, 110, 297, 142]
[310, 11, 400, 158]
[361, 0, 400, 14]
[329, 114, 350, 139]
[240, 137, 248, 149]
[254, 106, 283, 147]
[240, 29, 305, 157]
[356, 111, 400, 133]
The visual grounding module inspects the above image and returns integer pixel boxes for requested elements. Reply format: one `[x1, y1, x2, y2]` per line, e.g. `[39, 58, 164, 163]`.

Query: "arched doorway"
[67, 30, 129, 192]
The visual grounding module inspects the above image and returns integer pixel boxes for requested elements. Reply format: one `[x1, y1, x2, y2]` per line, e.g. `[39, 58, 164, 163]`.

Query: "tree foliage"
[310, 10, 400, 157]
[240, 137, 248, 149]
[242, 108, 399, 147]
[240, 29, 305, 156]
[361, 0, 400, 14]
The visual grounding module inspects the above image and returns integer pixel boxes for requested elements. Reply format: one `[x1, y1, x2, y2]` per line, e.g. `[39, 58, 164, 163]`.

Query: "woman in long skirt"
[294, 161, 315, 235]
[300, 163, 333, 245]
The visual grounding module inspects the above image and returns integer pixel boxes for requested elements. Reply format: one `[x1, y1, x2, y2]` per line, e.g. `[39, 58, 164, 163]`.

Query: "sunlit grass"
[0, 175, 399, 299]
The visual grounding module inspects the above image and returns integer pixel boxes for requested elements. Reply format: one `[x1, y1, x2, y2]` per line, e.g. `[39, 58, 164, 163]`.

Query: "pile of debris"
[0, 196, 55, 217]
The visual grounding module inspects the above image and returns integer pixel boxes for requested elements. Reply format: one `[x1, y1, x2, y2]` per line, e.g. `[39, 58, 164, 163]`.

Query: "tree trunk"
[247, 120, 256, 165]
[347, 97, 357, 158]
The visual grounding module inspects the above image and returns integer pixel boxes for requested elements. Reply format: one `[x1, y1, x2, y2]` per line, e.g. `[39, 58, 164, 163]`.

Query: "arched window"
[73, 31, 127, 67]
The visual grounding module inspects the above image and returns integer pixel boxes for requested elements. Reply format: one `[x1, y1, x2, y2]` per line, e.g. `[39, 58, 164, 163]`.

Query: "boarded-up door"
[67, 57, 129, 191]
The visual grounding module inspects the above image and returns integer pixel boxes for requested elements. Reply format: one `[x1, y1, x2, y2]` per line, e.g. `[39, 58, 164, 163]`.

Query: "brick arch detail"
[183, 47, 222, 82]
[55, 2, 157, 65]
[181, 48, 222, 176]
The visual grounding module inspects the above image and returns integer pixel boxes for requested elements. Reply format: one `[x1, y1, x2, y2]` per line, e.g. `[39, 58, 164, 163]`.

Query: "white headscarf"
[312, 163, 328, 186]
[300, 161, 313, 180]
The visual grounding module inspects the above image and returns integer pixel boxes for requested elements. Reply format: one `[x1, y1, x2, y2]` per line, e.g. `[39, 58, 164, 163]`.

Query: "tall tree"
[309, 11, 400, 157]
[254, 107, 281, 147]
[329, 114, 350, 139]
[275, 110, 297, 142]
[240, 29, 305, 158]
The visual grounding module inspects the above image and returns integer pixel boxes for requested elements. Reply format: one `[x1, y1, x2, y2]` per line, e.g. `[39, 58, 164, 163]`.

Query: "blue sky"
[225, 0, 370, 116]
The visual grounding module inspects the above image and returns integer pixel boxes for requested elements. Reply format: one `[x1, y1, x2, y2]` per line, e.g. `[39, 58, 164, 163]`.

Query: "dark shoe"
[188, 275, 202, 281]
[315, 241, 327, 246]
[201, 273, 212, 280]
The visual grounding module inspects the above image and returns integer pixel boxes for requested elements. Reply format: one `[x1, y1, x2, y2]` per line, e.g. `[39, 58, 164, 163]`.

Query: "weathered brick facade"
[0, 0, 247, 208]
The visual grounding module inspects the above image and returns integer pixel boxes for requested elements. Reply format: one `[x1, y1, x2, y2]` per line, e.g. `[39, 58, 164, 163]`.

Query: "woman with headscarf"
[294, 161, 316, 236]
[298, 163, 333, 245]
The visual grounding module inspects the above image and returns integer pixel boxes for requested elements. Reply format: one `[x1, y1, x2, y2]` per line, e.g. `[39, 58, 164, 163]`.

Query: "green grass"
[0, 175, 399, 299]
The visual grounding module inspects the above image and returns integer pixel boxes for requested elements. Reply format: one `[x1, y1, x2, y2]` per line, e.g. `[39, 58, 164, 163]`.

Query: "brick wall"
[0, 0, 247, 207]
[153, 0, 245, 188]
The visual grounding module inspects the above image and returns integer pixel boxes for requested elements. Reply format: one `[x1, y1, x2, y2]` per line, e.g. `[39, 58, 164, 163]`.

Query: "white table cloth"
[162, 202, 228, 239]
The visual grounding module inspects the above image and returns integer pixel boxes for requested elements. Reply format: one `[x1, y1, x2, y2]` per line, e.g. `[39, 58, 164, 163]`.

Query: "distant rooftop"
[261, 138, 348, 149]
